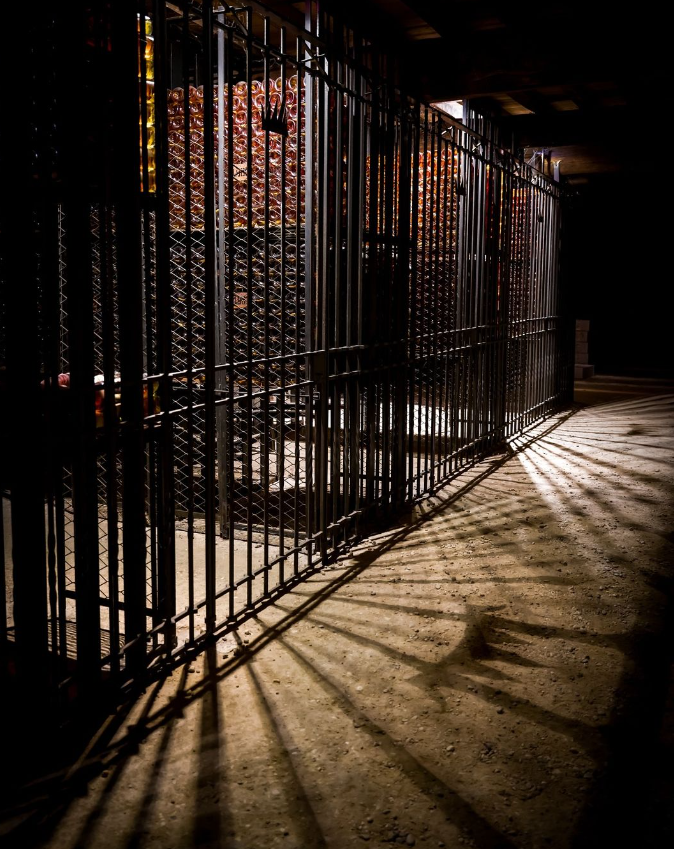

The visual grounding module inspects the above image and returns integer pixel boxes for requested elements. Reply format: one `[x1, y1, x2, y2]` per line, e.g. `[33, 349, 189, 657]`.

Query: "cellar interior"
[3, 0, 566, 676]
[1, 2, 671, 848]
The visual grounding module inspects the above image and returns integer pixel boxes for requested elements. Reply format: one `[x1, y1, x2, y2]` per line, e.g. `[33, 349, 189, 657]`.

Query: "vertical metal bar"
[345, 55, 360, 522]
[438, 131, 450, 475]
[226, 24, 236, 614]
[37, 107, 63, 673]
[245, 8, 254, 605]
[182, 0, 195, 644]
[3, 7, 50, 713]
[278, 26, 288, 585]
[216, 10, 228, 543]
[447, 133, 458, 473]
[528, 181, 537, 426]
[429, 114, 439, 490]
[262, 16, 271, 595]
[153, 0, 176, 655]
[380, 71, 394, 508]
[408, 106, 419, 498]
[393, 98, 411, 509]
[521, 172, 529, 430]
[333, 51, 344, 533]
[342, 66, 353, 534]
[534, 186, 543, 418]
[202, 0, 217, 632]
[518, 169, 526, 430]
[55, 202, 69, 672]
[494, 151, 510, 445]
[467, 146, 480, 457]
[511, 168, 521, 433]
[139, 1, 159, 653]
[418, 106, 429, 495]
[353, 34, 368, 506]
[474, 146, 484, 452]
[459, 140, 470, 459]
[317, 5, 330, 559]
[522, 177, 533, 428]
[113, 0, 146, 679]
[365, 79, 378, 510]
[460, 134, 473, 463]
[100, 201, 121, 674]
[483, 143, 493, 447]
[293, 33, 306, 574]
[304, 4, 314, 359]
[65, 5, 103, 691]
[294, 37, 303, 575]
[512, 169, 521, 432]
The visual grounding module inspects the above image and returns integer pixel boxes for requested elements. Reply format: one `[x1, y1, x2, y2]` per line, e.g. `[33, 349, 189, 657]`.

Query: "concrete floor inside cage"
[2, 376, 674, 849]
[3, 406, 487, 657]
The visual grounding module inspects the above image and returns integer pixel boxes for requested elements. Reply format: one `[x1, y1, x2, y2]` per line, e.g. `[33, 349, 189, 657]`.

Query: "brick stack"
[574, 319, 594, 379]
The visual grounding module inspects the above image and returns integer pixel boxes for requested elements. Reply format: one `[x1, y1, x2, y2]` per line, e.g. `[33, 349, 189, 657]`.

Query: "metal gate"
[0, 1, 571, 717]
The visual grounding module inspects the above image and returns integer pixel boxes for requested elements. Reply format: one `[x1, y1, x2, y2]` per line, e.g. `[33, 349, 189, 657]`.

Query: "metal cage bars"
[0, 0, 571, 717]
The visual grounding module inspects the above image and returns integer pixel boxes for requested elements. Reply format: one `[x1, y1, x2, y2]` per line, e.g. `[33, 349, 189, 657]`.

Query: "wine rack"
[166, 76, 306, 527]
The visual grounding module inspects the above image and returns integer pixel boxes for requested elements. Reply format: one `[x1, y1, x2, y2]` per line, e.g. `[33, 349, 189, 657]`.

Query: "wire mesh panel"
[1, 0, 571, 719]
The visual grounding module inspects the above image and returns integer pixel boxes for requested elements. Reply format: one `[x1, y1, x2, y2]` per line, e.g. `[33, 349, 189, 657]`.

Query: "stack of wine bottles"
[138, 15, 156, 193]
[165, 75, 306, 390]
[166, 75, 304, 231]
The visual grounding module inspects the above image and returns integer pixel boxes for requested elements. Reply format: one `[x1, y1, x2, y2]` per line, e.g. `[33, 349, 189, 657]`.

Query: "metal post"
[113, 1, 147, 679]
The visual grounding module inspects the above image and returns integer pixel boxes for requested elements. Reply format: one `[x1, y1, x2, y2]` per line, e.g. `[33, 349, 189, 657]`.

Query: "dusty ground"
[3, 376, 674, 849]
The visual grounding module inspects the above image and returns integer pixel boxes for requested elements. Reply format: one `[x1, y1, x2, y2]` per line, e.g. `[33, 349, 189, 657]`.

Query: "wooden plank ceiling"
[262, 0, 663, 177]
[377, 1, 663, 177]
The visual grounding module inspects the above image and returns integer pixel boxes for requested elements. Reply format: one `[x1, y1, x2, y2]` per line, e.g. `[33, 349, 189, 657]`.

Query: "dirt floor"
[3, 376, 673, 849]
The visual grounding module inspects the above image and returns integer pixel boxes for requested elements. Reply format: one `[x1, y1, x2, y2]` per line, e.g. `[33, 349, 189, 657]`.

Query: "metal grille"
[1, 1, 572, 716]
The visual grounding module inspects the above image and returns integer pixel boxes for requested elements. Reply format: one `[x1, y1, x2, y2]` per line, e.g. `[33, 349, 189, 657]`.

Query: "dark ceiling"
[264, 1, 666, 178]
